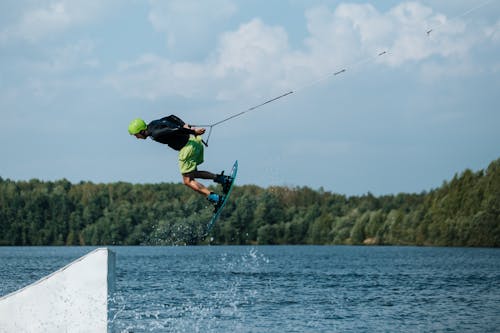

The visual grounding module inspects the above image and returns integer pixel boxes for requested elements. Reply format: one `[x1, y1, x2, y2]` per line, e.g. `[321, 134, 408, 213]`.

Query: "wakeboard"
[205, 160, 238, 235]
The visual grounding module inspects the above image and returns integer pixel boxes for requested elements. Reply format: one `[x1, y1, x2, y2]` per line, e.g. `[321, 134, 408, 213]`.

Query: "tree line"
[1, 158, 499, 247]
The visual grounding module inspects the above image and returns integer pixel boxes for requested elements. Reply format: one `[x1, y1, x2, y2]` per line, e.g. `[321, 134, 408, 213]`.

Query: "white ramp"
[0, 248, 116, 333]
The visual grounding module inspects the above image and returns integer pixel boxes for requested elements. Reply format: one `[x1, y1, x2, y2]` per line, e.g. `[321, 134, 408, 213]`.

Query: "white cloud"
[301, 2, 470, 68]
[0, 0, 113, 43]
[213, 18, 291, 99]
[108, 18, 291, 101]
[108, 2, 494, 101]
[303, 4, 380, 67]
[384, 3, 469, 65]
[108, 54, 209, 100]
[214, 19, 289, 76]
[0, 2, 69, 42]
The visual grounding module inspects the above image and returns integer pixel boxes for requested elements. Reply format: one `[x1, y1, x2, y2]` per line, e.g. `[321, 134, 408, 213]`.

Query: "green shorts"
[178, 136, 204, 174]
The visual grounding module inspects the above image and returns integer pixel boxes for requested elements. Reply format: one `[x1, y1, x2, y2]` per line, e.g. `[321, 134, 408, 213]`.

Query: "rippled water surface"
[1, 246, 499, 332]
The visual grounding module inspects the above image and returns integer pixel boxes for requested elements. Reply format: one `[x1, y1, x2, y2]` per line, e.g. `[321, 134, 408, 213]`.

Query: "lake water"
[1, 246, 499, 332]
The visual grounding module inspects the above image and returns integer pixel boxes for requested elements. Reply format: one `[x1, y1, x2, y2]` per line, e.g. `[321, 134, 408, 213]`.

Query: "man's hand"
[184, 123, 206, 136]
[193, 127, 206, 135]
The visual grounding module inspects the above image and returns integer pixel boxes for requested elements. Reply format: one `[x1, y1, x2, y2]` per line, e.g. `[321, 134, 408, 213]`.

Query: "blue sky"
[1, 0, 499, 196]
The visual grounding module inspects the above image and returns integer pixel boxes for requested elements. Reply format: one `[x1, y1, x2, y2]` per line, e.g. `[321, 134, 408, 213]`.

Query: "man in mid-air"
[128, 115, 230, 206]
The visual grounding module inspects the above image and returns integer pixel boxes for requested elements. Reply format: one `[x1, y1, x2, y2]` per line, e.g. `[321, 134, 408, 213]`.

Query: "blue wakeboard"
[205, 160, 238, 235]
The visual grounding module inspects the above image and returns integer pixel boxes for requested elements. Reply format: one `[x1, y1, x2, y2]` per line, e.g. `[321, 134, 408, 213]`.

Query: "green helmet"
[128, 118, 147, 135]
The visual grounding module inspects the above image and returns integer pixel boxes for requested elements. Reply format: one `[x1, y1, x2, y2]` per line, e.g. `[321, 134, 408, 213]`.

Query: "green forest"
[1, 158, 499, 247]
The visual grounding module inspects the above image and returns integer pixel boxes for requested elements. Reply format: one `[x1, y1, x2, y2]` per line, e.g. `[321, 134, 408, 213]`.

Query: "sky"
[0, 0, 499, 196]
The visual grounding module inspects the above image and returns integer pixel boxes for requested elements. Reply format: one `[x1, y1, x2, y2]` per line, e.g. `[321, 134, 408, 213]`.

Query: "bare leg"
[182, 171, 216, 196]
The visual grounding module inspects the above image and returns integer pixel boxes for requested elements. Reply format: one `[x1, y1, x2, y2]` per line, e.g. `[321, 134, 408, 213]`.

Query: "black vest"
[148, 115, 194, 151]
